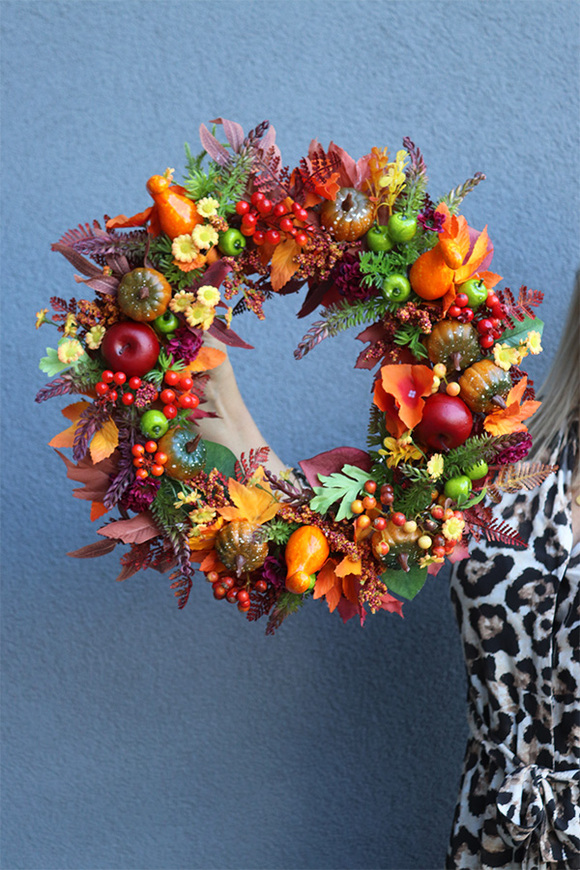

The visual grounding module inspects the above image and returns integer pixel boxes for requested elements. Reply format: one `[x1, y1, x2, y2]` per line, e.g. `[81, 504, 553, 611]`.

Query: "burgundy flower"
[495, 433, 533, 465]
[333, 255, 371, 303]
[166, 326, 203, 364]
[261, 554, 286, 589]
[119, 478, 161, 512]
[418, 200, 445, 234]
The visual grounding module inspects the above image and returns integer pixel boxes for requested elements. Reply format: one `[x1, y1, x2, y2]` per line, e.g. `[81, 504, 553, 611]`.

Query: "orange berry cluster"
[131, 441, 168, 480]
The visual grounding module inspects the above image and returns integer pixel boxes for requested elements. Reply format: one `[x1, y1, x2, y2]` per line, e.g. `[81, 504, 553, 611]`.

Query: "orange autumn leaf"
[187, 346, 226, 373]
[269, 238, 301, 292]
[188, 517, 225, 552]
[89, 417, 119, 464]
[483, 377, 541, 436]
[313, 559, 342, 612]
[374, 364, 435, 433]
[218, 477, 280, 525]
[335, 555, 361, 576]
[90, 501, 108, 522]
[48, 401, 90, 448]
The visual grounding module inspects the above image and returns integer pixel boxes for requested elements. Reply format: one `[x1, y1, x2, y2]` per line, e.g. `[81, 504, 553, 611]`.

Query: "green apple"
[466, 459, 489, 480]
[218, 228, 246, 256]
[387, 213, 417, 244]
[153, 311, 180, 335]
[458, 278, 488, 310]
[444, 475, 473, 502]
[140, 409, 169, 439]
[366, 224, 394, 252]
[382, 273, 411, 303]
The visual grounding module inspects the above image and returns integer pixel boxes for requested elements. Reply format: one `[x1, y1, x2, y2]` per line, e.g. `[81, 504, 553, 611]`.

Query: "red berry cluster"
[235, 192, 312, 247]
[205, 571, 268, 613]
[160, 370, 200, 419]
[448, 291, 505, 350]
[131, 441, 168, 479]
[95, 370, 148, 406]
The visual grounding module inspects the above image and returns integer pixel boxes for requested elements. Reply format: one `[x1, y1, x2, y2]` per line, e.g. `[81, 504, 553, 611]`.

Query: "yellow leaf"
[188, 347, 226, 373]
[89, 418, 119, 464]
[270, 238, 301, 292]
[218, 478, 280, 525]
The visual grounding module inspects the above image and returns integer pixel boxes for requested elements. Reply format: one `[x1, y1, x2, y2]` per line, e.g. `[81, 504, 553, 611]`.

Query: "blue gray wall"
[2, 2, 579, 868]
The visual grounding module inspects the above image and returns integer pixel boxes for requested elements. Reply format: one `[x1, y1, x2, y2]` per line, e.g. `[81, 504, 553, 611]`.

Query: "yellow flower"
[85, 325, 105, 349]
[188, 507, 216, 527]
[174, 491, 199, 510]
[379, 432, 422, 468]
[63, 313, 78, 337]
[172, 234, 198, 263]
[442, 516, 465, 541]
[170, 290, 196, 313]
[35, 309, 50, 328]
[57, 338, 85, 365]
[196, 196, 219, 218]
[426, 453, 444, 480]
[192, 223, 219, 250]
[493, 342, 524, 372]
[525, 330, 543, 355]
[185, 303, 215, 331]
[197, 285, 221, 308]
[378, 150, 409, 192]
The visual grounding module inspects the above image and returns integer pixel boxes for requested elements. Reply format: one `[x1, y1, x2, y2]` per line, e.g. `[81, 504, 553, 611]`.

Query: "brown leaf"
[54, 448, 118, 502]
[97, 512, 160, 544]
[68, 539, 118, 559]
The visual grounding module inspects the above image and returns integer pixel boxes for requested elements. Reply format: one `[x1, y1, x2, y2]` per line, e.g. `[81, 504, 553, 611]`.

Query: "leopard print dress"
[447, 425, 580, 870]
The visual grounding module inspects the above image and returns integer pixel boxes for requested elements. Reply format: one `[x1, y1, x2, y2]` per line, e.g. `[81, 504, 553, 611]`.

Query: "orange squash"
[409, 246, 455, 300]
[285, 525, 329, 592]
[215, 520, 268, 577]
[146, 175, 203, 239]
[458, 359, 512, 414]
[320, 188, 374, 241]
[426, 321, 481, 372]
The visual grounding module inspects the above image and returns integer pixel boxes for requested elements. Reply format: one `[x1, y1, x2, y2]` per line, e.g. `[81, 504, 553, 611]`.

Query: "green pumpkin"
[157, 427, 207, 481]
[117, 268, 172, 322]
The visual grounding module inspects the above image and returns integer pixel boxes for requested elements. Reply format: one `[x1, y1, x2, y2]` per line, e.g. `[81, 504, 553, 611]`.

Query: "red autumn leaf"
[67, 539, 118, 559]
[299, 447, 372, 489]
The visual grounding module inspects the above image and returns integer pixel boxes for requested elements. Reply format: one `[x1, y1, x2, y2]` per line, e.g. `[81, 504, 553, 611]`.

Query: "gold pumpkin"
[320, 188, 374, 241]
[458, 359, 512, 414]
[215, 520, 268, 577]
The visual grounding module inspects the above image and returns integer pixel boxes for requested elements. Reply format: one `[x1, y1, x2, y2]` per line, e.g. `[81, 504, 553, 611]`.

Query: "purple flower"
[261, 555, 286, 589]
[166, 326, 203, 364]
[495, 433, 533, 465]
[418, 203, 445, 234]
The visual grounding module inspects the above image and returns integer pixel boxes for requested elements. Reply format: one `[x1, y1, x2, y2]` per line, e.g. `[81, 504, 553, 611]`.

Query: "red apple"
[101, 321, 160, 377]
[414, 393, 473, 452]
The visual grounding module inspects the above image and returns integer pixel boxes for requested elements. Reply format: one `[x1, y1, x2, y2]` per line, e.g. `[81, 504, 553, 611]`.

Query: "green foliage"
[393, 323, 429, 359]
[440, 172, 486, 214]
[310, 464, 371, 521]
[500, 314, 544, 348]
[383, 564, 428, 600]
[394, 477, 434, 517]
[264, 517, 299, 546]
[319, 296, 393, 338]
[183, 142, 253, 217]
[39, 347, 72, 376]
[203, 440, 238, 480]
[151, 478, 190, 552]
[444, 435, 500, 479]
[359, 250, 413, 291]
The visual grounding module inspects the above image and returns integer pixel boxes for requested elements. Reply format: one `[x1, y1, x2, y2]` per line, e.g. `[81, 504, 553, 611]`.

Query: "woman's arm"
[195, 334, 291, 479]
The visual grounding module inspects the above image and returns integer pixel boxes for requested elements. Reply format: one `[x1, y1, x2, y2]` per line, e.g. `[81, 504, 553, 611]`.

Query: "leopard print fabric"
[447, 426, 580, 870]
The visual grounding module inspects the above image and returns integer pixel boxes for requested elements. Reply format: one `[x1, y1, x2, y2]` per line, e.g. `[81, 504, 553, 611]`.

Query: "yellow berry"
[431, 376, 441, 393]
[403, 520, 417, 533]
[418, 535, 432, 550]
[351, 499, 364, 515]
[433, 363, 447, 378]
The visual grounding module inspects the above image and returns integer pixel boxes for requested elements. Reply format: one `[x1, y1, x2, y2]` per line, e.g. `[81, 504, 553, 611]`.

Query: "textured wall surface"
[1, 2, 579, 868]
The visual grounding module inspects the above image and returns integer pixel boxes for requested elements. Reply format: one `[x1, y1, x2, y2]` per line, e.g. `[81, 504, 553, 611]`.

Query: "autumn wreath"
[36, 118, 553, 633]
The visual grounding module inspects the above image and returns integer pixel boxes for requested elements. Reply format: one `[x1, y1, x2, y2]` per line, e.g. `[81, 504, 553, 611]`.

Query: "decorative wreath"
[36, 118, 555, 633]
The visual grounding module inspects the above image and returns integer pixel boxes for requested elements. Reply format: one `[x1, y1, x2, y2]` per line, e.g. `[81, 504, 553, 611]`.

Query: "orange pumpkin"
[215, 520, 268, 577]
[371, 520, 421, 572]
[426, 321, 481, 372]
[458, 359, 512, 414]
[285, 525, 329, 592]
[320, 188, 374, 241]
